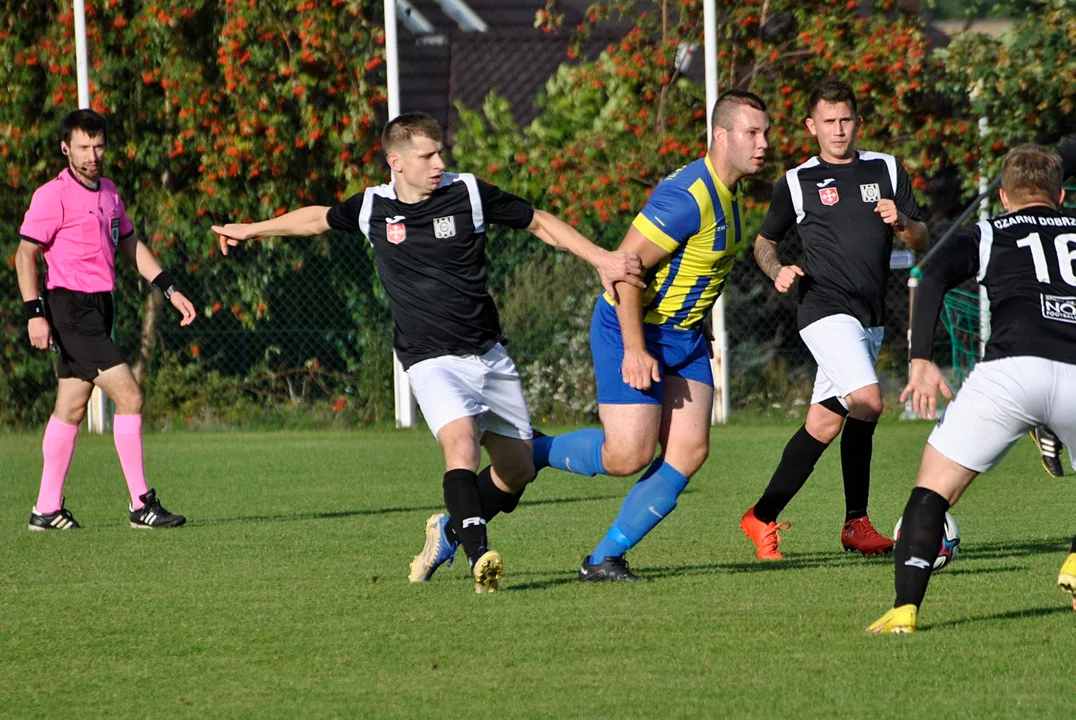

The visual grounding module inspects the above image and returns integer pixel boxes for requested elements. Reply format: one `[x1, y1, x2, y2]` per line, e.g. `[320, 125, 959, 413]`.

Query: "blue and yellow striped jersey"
[607, 155, 744, 330]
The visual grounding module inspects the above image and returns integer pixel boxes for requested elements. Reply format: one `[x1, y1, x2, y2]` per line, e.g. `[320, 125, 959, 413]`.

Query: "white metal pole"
[385, 0, 399, 119]
[384, 0, 417, 429]
[703, 0, 729, 425]
[74, 0, 108, 433]
[73, 0, 90, 108]
[977, 117, 991, 357]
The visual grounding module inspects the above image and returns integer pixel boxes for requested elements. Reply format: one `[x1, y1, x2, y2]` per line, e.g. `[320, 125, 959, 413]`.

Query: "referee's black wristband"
[23, 299, 45, 321]
[151, 270, 180, 299]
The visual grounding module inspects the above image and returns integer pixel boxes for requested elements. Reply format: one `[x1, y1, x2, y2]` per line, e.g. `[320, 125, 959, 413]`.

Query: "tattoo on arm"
[754, 237, 782, 281]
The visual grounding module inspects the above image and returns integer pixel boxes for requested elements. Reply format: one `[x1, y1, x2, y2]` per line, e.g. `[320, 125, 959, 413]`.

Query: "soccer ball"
[893, 511, 960, 570]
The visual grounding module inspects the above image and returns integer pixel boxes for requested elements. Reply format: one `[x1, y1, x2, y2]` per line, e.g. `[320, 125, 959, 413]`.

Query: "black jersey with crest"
[327, 173, 534, 369]
[911, 206, 1076, 364]
[759, 150, 922, 330]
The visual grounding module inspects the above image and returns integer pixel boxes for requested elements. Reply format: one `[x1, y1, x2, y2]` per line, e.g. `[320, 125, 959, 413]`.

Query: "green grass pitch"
[1, 423, 1073, 718]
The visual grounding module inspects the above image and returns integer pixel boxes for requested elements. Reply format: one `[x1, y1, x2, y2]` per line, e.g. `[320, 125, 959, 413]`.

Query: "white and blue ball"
[893, 511, 960, 570]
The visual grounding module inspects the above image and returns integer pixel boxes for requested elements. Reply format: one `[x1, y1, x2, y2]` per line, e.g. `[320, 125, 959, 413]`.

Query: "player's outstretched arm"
[117, 233, 196, 326]
[907, 230, 979, 366]
[525, 209, 644, 303]
[14, 240, 51, 350]
[903, 234, 979, 417]
[212, 206, 332, 256]
[753, 234, 802, 293]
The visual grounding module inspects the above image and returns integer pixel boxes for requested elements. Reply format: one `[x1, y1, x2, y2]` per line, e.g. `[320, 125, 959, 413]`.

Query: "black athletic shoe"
[578, 555, 645, 582]
[129, 489, 186, 529]
[1030, 427, 1065, 478]
[29, 501, 82, 531]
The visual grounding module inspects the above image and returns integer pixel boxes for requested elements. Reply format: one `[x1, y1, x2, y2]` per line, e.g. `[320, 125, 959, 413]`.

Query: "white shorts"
[928, 356, 1076, 473]
[799, 314, 884, 407]
[406, 343, 533, 441]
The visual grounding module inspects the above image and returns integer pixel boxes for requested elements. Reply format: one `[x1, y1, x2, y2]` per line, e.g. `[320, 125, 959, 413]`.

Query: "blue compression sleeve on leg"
[539, 428, 606, 477]
[589, 459, 690, 563]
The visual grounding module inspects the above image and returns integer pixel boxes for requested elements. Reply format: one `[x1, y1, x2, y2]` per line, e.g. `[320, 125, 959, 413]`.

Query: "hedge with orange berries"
[0, 0, 389, 426]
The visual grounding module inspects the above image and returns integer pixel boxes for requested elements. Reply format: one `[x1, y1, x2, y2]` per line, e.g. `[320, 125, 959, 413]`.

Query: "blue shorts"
[590, 298, 714, 405]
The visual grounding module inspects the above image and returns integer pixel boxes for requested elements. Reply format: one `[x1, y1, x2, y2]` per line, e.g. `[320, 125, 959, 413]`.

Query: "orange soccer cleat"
[740, 506, 790, 561]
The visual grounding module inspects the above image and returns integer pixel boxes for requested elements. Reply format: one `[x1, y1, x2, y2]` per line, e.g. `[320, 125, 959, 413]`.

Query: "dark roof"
[397, 0, 625, 131]
[394, 2, 960, 134]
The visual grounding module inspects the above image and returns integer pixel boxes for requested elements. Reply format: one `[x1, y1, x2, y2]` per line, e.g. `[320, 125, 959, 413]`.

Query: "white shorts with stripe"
[799, 314, 885, 407]
[928, 356, 1076, 473]
[406, 343, 533, 441]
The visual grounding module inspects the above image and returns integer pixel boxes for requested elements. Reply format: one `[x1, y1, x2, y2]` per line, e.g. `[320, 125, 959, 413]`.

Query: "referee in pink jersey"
[15, 109, 194, 530]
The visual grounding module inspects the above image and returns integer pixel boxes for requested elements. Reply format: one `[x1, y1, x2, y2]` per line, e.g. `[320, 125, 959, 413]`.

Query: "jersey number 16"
[1016, 232, 1076, 287]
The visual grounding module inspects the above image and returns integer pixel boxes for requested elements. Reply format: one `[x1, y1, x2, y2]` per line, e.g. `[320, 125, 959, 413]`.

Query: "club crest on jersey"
[386, 219, 407, 244]
[110, 218, 120, 246]
[860, 183, 881, 203]
[819, 187, 839, 206]
[433, 216, 456, 239]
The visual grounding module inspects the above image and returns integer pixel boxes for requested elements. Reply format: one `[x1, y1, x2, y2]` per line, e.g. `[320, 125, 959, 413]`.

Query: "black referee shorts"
[44, 288, 126, 381]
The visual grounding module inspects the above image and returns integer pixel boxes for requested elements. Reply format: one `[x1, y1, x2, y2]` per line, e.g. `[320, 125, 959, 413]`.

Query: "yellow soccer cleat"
[472, 550, 503, 594]
[867, 604, 918, 633]
[1057, 553, 1076, 611]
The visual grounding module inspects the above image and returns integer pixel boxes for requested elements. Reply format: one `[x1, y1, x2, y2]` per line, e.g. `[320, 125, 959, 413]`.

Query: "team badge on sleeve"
[433, 216, 456, 239]
[386, 219, 407, 244]
[859, 183, 881, 203]
[110, 218, 120, 246]
[819, 187, 839, 206]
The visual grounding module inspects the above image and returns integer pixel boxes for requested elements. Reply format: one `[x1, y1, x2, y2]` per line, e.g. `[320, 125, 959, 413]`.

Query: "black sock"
[476, 465, 525, 523]
[1071, 535, 1076, 554]
[893, 487, 950, 608]
[443, 469, 487, 565]
[841, 417, 877, 521]
[754, 425, 830, 523]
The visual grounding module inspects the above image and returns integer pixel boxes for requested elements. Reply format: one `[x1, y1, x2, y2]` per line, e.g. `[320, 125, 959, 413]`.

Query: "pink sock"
[37, 416, 80, 514]
[114, 414, 150, 509]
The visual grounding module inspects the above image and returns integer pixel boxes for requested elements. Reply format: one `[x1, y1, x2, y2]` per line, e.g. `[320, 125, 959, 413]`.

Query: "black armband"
[23, 299, 45, 321]
[151, 270, 180, 299]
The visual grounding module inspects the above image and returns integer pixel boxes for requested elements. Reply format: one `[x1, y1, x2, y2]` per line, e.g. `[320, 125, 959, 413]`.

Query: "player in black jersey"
[870, 145, 1076, 632]
[740, 80, 929, 560]
[213, 113, 643, 593]
[1028, 141, 1076, 478]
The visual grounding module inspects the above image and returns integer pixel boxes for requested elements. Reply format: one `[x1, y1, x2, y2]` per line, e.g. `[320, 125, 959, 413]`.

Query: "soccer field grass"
[2, 423, 1073, 718]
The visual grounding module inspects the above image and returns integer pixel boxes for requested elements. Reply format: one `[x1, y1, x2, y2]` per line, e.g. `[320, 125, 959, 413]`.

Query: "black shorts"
[44, 288, 126, 381]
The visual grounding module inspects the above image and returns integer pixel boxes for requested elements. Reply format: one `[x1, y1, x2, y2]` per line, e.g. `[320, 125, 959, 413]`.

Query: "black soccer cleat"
[129, 489, 186, 529]
[578, 555, 645, 582]
[1030, 427, 1065, 478]
[29, 501, 82, 531]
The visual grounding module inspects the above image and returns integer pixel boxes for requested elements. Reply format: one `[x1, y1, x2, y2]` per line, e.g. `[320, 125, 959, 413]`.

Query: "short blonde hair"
[1001, 144, 1063, 207]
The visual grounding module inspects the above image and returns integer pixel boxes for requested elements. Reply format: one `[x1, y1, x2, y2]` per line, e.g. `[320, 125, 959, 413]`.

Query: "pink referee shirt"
[18, 168, 134, 293]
